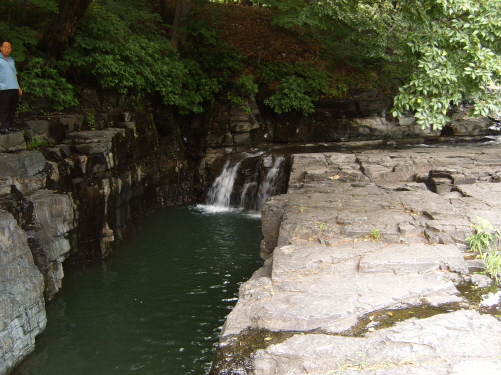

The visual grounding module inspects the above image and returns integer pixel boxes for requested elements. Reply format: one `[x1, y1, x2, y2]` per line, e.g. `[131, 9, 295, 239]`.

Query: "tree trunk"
[169, 0, 191, 51]
[159, 0, 176, 23]
[42, 0, 92, 58]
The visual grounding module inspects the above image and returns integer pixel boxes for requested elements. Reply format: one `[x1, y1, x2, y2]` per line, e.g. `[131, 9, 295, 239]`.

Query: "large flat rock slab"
[359, 243, 468, 274]
[252, 310, 501, 375]
[213, 144, 501, 374]
[222, 247, 463, 336]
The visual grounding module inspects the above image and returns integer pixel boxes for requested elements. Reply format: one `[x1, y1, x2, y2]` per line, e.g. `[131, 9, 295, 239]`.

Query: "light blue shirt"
[0, 55, 19, 91]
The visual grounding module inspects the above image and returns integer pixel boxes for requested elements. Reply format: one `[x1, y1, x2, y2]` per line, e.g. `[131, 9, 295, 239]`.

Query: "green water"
[13, 205, 262, 375]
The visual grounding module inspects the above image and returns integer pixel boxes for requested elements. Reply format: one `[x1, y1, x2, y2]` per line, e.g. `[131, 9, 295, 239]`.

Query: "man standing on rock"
[0, 40, 22, 134]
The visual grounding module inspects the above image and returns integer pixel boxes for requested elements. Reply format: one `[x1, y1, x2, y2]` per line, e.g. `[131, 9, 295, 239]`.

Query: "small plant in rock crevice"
[368, 229, 381, 241]
[26, 135, 49, 151]
[466, 218, 501, 283]
[466, 217, 500, 255]
[484, 252, 501, 283]
[316, 222, 327, 231]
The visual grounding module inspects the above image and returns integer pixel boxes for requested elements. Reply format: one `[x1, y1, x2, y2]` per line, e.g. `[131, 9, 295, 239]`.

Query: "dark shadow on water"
[13, 205, 263, 375]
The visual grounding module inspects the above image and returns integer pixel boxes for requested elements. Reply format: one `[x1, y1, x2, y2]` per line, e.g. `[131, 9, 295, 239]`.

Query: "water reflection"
[13, 206, 262, 375]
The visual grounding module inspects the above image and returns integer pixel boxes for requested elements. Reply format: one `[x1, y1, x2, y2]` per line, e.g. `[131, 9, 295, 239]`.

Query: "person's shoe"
[0, 127, 19, 134]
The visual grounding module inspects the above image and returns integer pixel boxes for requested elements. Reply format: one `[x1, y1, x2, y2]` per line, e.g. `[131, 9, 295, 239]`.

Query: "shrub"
[26, 135, 49, 151]
[259, 62, 330, 115]
[61, 0, 188, 109]
[235, 75, 259, 98]
[21, 58, 78, 112]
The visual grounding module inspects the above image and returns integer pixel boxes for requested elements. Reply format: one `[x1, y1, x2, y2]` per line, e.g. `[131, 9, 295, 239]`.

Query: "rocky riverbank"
[211, 143, 501, 374]
[0, 111, 196, 375]
[1, 90, 500, 374]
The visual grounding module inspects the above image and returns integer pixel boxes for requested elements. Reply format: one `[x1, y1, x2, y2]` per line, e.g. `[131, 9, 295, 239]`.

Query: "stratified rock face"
[211, 145, 501, 375]
[0, 211, 46, 375]
[0, 112, 196, 373]
[0, 151, 47, 195]
[26, 190, 76, 300]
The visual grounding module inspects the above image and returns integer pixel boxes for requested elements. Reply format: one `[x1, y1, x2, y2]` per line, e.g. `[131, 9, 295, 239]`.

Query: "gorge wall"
[0, 90, 499, 374]
[0, 107, 196, 374]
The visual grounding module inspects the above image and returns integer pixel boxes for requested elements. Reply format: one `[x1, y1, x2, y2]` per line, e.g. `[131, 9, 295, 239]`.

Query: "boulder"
[0, 132, 26, 153]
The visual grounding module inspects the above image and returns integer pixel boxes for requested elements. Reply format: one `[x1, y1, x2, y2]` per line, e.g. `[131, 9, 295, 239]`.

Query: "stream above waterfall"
[12, 206, 262, 375]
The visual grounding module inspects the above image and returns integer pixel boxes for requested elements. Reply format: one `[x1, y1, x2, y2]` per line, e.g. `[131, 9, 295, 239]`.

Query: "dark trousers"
[0, 89, 20, 129]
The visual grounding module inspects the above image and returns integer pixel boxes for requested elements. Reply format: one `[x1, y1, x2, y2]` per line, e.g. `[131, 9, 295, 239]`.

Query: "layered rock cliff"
[0, 109, 195, 375]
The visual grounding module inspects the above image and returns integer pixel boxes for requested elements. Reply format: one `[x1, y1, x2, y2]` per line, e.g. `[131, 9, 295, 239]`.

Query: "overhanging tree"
[260, 0, 501, 128]
[391, 0, 501, 128]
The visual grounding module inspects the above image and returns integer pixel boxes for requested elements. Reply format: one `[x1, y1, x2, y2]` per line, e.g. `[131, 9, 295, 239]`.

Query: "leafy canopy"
[258, 62, 331, 115]
[259, 0, 501, 128]
[61, 0, 186, 106]
[392, 0, 501, 128]
[61, 0, 243, 113]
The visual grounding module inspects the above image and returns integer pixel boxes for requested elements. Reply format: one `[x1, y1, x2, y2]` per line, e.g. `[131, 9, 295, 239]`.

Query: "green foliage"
[466, 217, 501, 282]
[183, 16, 246, 78]
[265, 76, 316, 114]
[259, 62, 330, 114]
[483, 251, 501, 283]
[26, 135, 50, 151]
[466, 218, 500, 256]
[62, 0, 185, 104]
[368, 229, 381, 241]
[24, 0, 59, 13]
[227, 92, 245, 107]
[235, 75, 259, 98]
[227, 75, 259, 108]
[60, 0, 246, 114]
[180, 15, 246, 112]
[21, 58, 78, 111]
[84, 108, 99, 130]
[173, 58, 223, 114]
[316, 222, 327, 231]
[390, 0, 501, 129]
[260, 0, 501, 128]
[0, 23, 38, 63]
[0, 0, 57, 61]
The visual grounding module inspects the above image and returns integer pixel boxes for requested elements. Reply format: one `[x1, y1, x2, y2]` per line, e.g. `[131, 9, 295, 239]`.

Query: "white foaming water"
[203, 153, 286, 215]
[257, 156, 285, 210]
[206, 160, 242, 208]
[239, 181, 257, 209]
[480, 291, 501, 307]
[195, 204, 241, 214]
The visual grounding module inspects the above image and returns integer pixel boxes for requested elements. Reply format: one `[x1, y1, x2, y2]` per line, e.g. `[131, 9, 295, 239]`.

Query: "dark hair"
[1, 40, 12, 47]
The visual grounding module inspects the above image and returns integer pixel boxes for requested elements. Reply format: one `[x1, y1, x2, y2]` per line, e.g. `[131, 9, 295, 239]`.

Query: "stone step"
[0, 131, 26, 152]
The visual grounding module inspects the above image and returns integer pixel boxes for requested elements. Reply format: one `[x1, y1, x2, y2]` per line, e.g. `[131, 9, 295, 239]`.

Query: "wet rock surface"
[212, 144, 501, 374]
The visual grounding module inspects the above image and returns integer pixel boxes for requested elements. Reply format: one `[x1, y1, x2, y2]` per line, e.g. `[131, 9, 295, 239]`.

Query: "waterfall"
[239, 181, 257, 210]
[206, 160, 242, 210]
[256, 156, 285, 211]
[202, 154, 287, 214]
